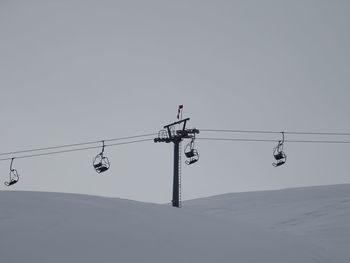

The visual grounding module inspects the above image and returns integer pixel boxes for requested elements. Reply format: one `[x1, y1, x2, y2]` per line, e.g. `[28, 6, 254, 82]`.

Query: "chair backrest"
[274, 152, 285, 160]
[185, 149, 196, 158]
[94, 163, 102, 168]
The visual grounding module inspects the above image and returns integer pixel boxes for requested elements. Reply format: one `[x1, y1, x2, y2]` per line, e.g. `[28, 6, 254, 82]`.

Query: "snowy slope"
[1, 186, 349, 263]
[184, 184, 350, 262]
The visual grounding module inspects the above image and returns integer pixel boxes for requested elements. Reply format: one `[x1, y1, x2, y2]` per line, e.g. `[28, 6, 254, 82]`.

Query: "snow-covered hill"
[184, 184, 350, 262]
[1, 184, 349, 263]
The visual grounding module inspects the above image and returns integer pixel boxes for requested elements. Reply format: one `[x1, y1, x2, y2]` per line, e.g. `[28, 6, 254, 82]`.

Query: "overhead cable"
[200, 129, 350, 136]
[0, 138, 153, 162]
[0, 133, 157, 157]
[197, 137, 350, 144]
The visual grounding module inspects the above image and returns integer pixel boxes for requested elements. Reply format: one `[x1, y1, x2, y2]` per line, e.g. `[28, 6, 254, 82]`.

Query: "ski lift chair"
[185, 149, 197, 158]
[185, 151, 199, 165]
[184, 139, 199, 165]
[5, 158, 19, 186]
[272, 132, 287, 167]
[273, 148, 286, 167]
[93, 154, 110, 173]
[93, 141, 110, 173]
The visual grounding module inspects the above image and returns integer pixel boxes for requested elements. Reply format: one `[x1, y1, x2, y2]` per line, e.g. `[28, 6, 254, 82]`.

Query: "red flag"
[177, 105, 183, 119]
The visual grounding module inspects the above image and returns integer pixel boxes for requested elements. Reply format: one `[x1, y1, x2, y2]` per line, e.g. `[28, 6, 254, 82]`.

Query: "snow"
[1, 184, 350, 262]
[184, 184, 350, 262]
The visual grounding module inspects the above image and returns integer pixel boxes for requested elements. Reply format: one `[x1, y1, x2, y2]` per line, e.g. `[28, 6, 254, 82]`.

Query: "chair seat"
[5, 179, 18, 186]
[188, 159, 198, 165]
[96, 166, 109, 173]
[273, 161, 285, 167]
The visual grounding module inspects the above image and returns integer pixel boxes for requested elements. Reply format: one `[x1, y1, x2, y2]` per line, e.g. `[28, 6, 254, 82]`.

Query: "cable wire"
[2, 129, 350, 163]
[200, 129, 350, 136]
[0, 133, 157, 157]
[0, 138, 154, 162]
[197, 137, 350, 144]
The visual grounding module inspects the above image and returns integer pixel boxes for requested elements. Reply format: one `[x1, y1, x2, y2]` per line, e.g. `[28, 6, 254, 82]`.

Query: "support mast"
[154, 118, 199, 208]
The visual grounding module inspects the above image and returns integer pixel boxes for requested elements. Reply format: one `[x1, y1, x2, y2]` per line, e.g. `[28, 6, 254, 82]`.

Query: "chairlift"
[272, 132, 287, 167]
[93, 141, 110, 173]
[5, 158, 19, 186]
[184, 138, 199, 165]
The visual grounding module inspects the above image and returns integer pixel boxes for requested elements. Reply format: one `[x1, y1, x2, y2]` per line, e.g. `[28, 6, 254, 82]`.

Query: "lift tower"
[154, 118, 199, 208]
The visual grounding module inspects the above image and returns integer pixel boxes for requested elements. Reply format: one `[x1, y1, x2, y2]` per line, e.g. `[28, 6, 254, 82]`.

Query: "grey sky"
[1, 0, 350, 203]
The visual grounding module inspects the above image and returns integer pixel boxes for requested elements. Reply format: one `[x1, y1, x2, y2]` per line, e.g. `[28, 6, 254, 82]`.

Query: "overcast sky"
[1, 0, 350, 203]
